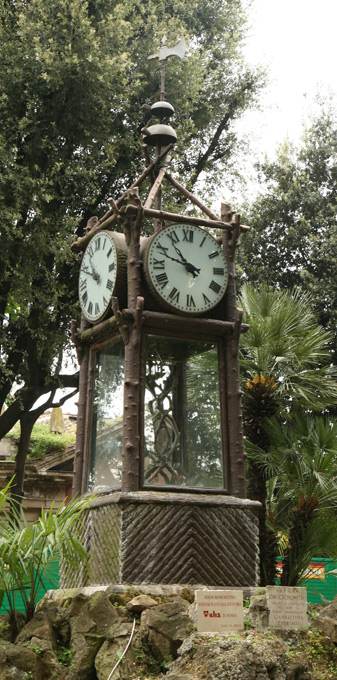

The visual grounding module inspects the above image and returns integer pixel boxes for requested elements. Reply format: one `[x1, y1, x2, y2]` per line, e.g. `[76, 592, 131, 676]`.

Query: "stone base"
[61, 491, 260, 588]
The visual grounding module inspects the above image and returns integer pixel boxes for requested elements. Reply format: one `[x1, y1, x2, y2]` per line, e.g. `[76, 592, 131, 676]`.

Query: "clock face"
[79, 231, 118, 323]
[144, 224, 228, 315]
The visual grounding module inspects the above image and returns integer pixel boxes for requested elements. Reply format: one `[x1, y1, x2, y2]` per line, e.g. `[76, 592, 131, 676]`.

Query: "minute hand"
[173, 245, 200, 278]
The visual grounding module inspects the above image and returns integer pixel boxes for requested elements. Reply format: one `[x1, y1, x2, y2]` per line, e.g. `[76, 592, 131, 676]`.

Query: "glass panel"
[144, 335, 223, 489]
[87, 342, 124, 492]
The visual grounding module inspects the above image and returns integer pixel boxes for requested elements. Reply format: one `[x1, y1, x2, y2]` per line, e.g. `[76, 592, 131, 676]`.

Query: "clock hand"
[81, 265, 97, 280]
[88, 257, 100, 282]
[162, 252, 189, 266]
[172, 245, 200, 278]
[173, 244, 188, 263]
[184, 262, 200, 277]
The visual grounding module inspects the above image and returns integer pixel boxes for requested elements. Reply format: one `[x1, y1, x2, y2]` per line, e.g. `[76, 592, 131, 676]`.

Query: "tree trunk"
[280, 494, 318, 586]
[11, 411, 35, 508]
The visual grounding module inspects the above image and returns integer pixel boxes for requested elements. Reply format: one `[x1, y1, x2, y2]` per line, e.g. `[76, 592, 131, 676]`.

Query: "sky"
[240, 0, 337, 159]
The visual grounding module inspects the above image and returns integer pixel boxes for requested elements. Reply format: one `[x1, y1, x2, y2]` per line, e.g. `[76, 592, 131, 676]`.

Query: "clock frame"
[143, 223, 228, 315]
[79, 230, 126, 324]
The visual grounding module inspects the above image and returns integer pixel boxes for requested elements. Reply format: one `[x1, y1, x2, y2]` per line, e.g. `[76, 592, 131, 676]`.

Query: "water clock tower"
[67, 39, 260, 588]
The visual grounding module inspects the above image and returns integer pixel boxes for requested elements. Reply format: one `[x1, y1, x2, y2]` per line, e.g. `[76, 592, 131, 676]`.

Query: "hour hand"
[81, 265, 96, 279]
[173, 245, 200, 277]
[185, 262, 200, 278]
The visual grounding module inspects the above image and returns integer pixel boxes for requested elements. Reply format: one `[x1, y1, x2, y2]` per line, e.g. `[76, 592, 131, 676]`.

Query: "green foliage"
[240, 283, 337, 414]
[238, 98, 337, 357]
[56, 645, 73, 667]
[0, 0, 265, 459]
[8, 422, 76, 459]
[0, 484, 93, 640]
[240, 284, 337, 585]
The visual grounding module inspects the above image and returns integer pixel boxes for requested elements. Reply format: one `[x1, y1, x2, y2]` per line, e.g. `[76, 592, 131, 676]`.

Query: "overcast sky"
[240, 0, 337, 156]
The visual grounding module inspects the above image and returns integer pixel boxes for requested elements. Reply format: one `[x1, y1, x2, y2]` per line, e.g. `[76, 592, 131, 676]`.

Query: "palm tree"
[239, 284, 337, 584]
[247, 412, 337, 586]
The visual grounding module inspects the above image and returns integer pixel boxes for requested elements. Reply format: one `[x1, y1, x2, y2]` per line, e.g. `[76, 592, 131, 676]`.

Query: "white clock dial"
[144, 224, 228, 315]
[79, 231, 118, 323]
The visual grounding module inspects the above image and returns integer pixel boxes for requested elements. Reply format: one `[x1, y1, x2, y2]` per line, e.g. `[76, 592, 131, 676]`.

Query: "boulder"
[140, 596, 193, 662]
[0, 641, 44, 680]
[66, 591, 122, 679]
[313, 614, 337, 642]
[313, 594, 337, 642]
[126, 595, 158, 613]
[95, 622, 135, 680]
[245, 594, 269, 630]
[166, 635, 311, 680]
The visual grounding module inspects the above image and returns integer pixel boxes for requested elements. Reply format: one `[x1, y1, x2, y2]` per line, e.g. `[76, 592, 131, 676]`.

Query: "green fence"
[276, 557, 337, 604]
[1, 558, 336, 614]
[0, 562, 59, 615]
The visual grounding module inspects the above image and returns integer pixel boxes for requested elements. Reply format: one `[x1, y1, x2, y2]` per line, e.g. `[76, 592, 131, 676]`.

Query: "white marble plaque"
[267, 586, 308, 629]
[196, 589, 244, 633]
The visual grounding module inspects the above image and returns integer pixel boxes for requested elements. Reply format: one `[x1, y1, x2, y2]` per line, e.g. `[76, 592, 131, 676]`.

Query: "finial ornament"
[148, 36, 186, 101]
[148, 36, 186, 63]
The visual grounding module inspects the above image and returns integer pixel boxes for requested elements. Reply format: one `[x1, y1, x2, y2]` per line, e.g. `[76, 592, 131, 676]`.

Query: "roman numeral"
[155, 272, 168, 289]
[186, 294, 196, 308]
[82, 291, 88, 305]
[156, 243, 169, 256]
[183, 229, 193, 242]
[168, 287, 180, 303]
[102, 238, 107, 250]
[208, 251, 219, 259]
[95, 238, 101, 251]
[213, 267, 224, 275]
[200, 235, 206, 247]
[106, 279, 114, 291]
[95, 302, 100, 315]
[103, 296, 108, 307]
[209, 280, 221, 294]
[203, 293, 211, 305]
[80, 278, 87, 291]
[88, 245, 94, 257]
[88, 301, 93, 315]
[167, 230, 179, 244]
[153, 258, 165, 270]
[108, 262, 115, 272]
[107, 247, 112, 258]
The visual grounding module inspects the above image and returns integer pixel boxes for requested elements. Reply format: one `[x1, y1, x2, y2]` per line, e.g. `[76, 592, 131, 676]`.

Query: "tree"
[0, 0, 265, 498]
[239, 283, 337, 584]
[247, 412, 337, 586]
[238, 100, 337, 357]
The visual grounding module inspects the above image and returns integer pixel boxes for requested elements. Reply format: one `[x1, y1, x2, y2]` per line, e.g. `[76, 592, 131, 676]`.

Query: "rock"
[140, 597, 194, 662]
[245, 594, 269, 630]
[95, 624, 135, 680]
[313, 614, 337, 642]
[166, 635, 311, 680]
[66, 591, 121, 679]
[126, 594, 158, 612]
[313, 595, 337, 642]
[0, 641, 44, 680]
[177, 633, 197, 657]
[15, 609, 55, 648]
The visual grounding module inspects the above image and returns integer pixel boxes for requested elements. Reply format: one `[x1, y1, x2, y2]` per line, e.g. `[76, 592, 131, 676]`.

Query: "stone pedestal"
[61, 491, 260, 588]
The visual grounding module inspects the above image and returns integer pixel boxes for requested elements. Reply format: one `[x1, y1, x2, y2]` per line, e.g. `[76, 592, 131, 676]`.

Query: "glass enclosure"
[143, 334, 223, 489]
[87, 342, 124, 492]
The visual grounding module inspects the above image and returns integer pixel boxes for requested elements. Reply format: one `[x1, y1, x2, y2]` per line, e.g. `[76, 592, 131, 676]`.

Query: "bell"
[150, 101, 175, 119]
[143, 124, 177, 147]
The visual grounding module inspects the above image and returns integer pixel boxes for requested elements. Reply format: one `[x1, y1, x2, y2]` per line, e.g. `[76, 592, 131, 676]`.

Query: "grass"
[6, 422, 76, 459]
